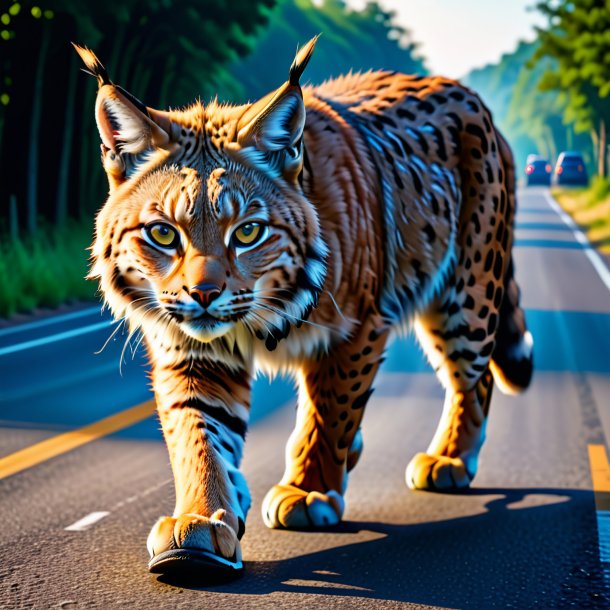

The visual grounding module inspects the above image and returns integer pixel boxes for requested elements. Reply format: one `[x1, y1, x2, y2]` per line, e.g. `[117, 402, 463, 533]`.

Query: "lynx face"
[82, 42, 327, 350]
[97, 162, 325, 346]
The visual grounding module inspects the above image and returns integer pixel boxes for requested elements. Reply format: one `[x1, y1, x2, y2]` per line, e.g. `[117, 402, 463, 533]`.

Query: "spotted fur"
[76, 38, 533, 573]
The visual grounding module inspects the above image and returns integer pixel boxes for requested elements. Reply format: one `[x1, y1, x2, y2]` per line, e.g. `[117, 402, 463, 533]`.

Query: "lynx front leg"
[146, 356, 252, 577]
[263, 319, 388, 529]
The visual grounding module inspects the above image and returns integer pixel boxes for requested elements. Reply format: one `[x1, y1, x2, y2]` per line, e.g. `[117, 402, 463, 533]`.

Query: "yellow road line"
[589, 444, 610, 494]
[589, 444, 610, 566]
[0, 400, 156, 480]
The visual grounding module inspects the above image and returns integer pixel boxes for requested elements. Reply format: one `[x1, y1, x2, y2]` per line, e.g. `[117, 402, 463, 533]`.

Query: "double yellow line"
[0, 400, 156, 480]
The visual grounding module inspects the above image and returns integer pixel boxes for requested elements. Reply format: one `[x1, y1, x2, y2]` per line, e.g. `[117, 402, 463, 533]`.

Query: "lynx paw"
[406, 452, 474, 491]
[262, 484, 345, 529]
[147, 509, 242, 576]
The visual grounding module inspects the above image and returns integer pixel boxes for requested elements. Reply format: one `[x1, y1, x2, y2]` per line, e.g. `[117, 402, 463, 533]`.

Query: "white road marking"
[596, 510, 610, 563]
[65, 511, 110, 532]
[0, 306, 102, 338]
[545, 191, 610, 292]
[0, 320, 113, 356]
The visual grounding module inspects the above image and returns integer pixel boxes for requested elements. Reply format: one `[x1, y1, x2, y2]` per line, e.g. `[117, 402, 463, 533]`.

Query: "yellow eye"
[146, 223, 179, 249]
[233, 223, 264, 247]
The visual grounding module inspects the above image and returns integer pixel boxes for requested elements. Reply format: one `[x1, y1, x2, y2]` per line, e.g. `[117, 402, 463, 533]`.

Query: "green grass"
[586, 175, 610, 205]
[553, 176, 610, 254]
[0, 221, 97, 318]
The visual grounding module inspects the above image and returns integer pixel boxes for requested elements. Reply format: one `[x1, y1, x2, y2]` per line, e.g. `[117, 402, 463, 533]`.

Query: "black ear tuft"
[72, 43, 110, 87]
[289, 35, 320, 86]
[73, 43, 150, 118]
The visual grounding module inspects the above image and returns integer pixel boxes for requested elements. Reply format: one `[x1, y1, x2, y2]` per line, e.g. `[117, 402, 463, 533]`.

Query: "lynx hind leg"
[262, 320, 388, 529]
[407, 247, 504, 490]
[404, 117, 518, 490]
[406, 362, 494, 491]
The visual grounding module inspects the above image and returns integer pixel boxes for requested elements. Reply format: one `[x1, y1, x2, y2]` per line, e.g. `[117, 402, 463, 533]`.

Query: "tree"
[507, 43, 575, 167]
[227, 0, 426, 103]
[534, 0, 610, 176]
[463, 41, 549, 171]
[0, 0, 276, 234]
[463, 39, 593, 173]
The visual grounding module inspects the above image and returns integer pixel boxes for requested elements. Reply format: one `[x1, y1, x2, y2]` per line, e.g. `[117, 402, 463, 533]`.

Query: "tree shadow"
[156, 487, 609, 608]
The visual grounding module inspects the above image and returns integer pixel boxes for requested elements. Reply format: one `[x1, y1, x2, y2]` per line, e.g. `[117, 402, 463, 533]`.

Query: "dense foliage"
[0, 0, 426, 237]
[1, 0, 606, 317]
[228, 0, 426, 101]
[0, 0, 275, 237]
[463, 40, 592, 174]
[0, 0, 427, 315]
[0, 219, 94, 316]
[533, 0, 610, 177]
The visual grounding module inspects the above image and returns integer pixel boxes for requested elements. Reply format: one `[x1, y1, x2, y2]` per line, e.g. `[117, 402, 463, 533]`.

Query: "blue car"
[553, 151, 588, 186]
[525, 155, 552, 186]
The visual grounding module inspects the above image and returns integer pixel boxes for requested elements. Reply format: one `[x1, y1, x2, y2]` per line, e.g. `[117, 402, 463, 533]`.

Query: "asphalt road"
[1, 188, 610, 609]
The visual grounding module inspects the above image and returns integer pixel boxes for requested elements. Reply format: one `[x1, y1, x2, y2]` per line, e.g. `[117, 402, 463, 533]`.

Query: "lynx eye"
[233, 222, 265, 248]
[145, 223, 180, 249]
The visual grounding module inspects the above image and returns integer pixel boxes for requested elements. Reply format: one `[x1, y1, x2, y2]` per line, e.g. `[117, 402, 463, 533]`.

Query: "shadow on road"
[157, 487, 608, 608]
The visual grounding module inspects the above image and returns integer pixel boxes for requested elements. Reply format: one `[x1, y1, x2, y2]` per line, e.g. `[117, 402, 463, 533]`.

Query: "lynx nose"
[190, 283, 222, 308]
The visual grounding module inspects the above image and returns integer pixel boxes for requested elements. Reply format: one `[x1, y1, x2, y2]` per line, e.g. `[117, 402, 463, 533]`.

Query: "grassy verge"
[0, 220, 96, 319]
[552, 176, 610, 255]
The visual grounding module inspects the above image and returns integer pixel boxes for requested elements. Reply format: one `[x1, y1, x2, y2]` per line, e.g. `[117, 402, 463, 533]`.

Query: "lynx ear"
[236, 36, 318, 171]
[73, 44, 176, 157]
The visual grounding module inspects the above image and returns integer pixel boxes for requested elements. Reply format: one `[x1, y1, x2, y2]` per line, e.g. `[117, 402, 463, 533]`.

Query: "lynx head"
[76, 38, 327, 351]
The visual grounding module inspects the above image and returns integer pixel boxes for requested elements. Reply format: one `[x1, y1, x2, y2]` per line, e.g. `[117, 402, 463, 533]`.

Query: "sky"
[345, 0, 547, 78]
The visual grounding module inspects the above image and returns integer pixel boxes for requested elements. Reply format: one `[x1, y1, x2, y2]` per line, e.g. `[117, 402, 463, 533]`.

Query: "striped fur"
[78, 37, 533, 572]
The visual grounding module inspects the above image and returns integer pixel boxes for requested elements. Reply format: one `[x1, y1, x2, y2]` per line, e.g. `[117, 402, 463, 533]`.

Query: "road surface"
[1, 188, 609, 609]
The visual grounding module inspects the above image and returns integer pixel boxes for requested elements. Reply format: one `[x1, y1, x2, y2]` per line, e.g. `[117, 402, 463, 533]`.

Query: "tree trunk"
[9, 194, 18, 241]
[132, 67, 152, 103]
[158, 55, 176, 108]
[55, 51, 78, 226]
[591, 128, 599, 175]
[116, 35, 141, 88]
[544, 125, 557, 163]
[78, 135, 92, 220]
[598, 119, 607, 178]
[26, 24, 51, 234]
[78, 83, 96, 218]
[108, 21, 126, 76]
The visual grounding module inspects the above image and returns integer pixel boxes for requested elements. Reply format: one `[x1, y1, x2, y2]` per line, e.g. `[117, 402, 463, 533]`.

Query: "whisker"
[326, 290, 348, 321]
[216, 303, 252, 316]
[255, 293, 344, 331]
[131, 331, 147, 357]
[95, 316, 127, 355]
[256, 302, 338, 334]
[119, 301, 161, 371]
[119, 325, 139, 374]
[246, 309, 278, 340]
[251, 287, 295, 296]
[253, 287, 351, 328]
